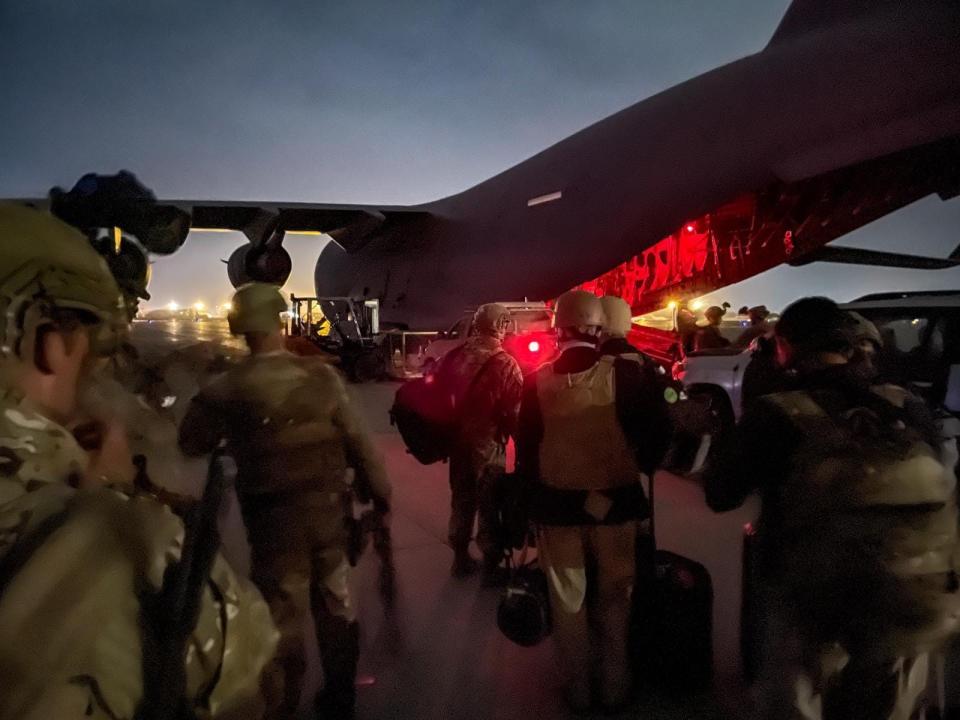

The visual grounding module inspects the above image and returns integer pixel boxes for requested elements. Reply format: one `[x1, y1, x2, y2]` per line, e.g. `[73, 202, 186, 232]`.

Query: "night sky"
[2, 1, 958, 314]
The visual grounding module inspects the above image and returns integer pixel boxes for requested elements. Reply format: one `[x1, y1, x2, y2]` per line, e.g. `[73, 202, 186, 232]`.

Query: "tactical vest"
[217, 355, 353, 507]
[766, 389, 960, 654]
[536, 357, 640, 491]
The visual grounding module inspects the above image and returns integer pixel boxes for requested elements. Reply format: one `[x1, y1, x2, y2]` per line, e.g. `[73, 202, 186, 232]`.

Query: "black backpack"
[390, 348, 503, 465]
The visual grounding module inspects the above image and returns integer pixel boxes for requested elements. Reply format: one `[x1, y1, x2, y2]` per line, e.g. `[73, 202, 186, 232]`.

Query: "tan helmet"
[705, 305, 726, 323]
[227, 282, 287, 335]
[847, 311, 882, 349]
[600, 295, 632, 337]
[0, 203, 125, 360]
[554, 290, 605, 330]
[473, 303, 511, 338]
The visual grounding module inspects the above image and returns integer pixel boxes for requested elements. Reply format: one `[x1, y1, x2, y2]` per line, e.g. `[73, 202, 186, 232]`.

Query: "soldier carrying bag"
[390, 348, 504, 465]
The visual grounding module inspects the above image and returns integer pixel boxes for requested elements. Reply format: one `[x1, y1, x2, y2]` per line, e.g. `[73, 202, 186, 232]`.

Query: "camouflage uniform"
[707, 366, 960, 720]
[0, 387, 277, 720]
[441, 334, 523, 568]
[179, 351, 390, 719]
[0, 203, 278, 719]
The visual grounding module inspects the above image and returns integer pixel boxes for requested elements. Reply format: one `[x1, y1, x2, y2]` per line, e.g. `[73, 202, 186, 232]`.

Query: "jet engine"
[227, 243, 292, 287]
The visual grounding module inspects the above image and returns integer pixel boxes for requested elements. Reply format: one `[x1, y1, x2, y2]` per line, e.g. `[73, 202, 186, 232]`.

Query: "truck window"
[858, 310, 935, 386]
[449, 316, 471, 339]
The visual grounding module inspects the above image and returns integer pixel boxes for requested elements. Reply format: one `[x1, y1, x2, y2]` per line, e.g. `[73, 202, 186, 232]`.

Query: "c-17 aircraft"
[14, 0, 960, 330]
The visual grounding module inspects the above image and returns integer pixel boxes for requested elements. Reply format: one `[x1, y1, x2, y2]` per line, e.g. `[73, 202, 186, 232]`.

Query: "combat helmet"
[0, 203, 125, 360]
[227, 282, 287, 335]
[600, 295, 633, 337]
[847, 311, 882, 350]
[554, 290, 604, 330]
[473, 303, 511, 338]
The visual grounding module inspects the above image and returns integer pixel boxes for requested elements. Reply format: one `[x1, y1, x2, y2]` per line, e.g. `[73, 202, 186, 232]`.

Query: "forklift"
[287, 294, 385, 382]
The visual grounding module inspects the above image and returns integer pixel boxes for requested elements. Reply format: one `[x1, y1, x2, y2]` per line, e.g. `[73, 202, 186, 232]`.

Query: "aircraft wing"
[789, 244, 960, 270]
[9, 192, 429, 254]
[168, 200, 429, 251]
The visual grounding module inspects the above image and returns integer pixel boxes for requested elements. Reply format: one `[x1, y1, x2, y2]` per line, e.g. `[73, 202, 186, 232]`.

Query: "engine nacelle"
[227, 244, 292, 288]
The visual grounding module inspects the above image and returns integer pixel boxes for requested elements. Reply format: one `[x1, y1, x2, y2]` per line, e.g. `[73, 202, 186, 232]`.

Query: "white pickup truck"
[674, 291, 960, 466]
[421, 301, 558, 375]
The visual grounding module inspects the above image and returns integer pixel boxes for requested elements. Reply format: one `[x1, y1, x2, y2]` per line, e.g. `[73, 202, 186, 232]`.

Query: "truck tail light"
[672, 360, 686, 382]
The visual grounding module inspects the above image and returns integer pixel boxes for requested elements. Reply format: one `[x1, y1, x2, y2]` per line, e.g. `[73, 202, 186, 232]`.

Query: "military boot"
[315, 619, 360, 720]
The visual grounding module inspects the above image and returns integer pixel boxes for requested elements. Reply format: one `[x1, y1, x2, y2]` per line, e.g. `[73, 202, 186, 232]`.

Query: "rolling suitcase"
[631, 473, 714, 694]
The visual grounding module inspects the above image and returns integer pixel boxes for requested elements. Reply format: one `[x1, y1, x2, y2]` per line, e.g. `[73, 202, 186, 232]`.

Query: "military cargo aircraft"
[13, 0, 960, 330]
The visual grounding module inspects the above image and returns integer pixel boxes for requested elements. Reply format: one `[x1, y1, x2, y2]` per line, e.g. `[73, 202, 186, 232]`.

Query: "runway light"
[528, 340, 540, 353]
[168, 301, 179, 311]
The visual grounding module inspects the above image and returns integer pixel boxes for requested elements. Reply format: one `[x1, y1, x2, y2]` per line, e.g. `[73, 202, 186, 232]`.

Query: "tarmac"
[129, 319, 760, 720]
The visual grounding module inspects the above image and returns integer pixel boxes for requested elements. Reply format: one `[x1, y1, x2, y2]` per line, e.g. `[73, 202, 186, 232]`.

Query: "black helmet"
[775, 296, 853, 355]
[497, 565, 551, 647]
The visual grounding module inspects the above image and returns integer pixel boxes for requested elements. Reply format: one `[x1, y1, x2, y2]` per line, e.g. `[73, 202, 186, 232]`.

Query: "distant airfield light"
[689, 299, 705, 311]
[168, 301, 179, 311]
[527, 191, 562, 207]
[194, 301, 205, 311]
[223, 302, 233, 312]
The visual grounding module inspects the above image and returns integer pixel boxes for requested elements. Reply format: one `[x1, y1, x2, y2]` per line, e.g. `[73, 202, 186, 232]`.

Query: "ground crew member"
[517, 290, 671, 712]
[706, 296, 960, 720]
[0, 204, 277, 720]
[693, 305, 731, 351]
[179, 282, 390, 720]
[440, 303, 523, 582]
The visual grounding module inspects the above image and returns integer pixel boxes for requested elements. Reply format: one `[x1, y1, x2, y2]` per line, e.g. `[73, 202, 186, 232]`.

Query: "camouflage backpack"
[766, 388, 960, 656]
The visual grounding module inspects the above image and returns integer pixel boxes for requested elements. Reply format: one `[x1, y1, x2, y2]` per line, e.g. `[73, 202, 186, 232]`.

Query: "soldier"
[736, 305, 772, 348]
[693, 305, 732, 351]
[599, 295, 667, 380]
[847, 311, 883, 383]
[0, 204, 277, 720]
[179, 282, 391, 720]
[706, 297, 960, 720]
[439, 303, 523, 582]
[599, 295, 640, 360]
[517, 290, 672, 712]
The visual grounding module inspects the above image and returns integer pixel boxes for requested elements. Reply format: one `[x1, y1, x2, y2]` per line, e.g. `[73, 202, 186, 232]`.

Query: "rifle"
[136, 448, 229, 720]
[348, 508, 397, 611]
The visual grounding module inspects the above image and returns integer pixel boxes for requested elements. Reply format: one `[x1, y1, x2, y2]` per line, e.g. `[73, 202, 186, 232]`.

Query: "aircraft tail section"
[767, 0, 897, 47]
